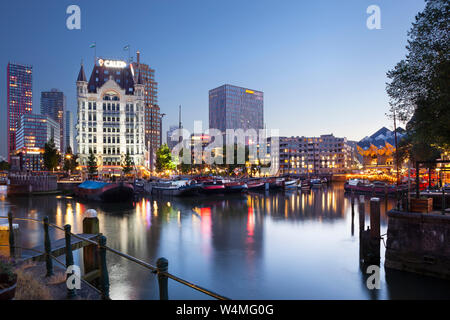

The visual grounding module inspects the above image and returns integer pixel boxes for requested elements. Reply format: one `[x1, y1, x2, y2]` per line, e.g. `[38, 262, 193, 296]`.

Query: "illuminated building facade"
[279, 134, 354, 175]
[356, 127, 405, 169]
[131, 52, 160, 155]
[7, 63, 33, 160]
[41, 89, 65, 153]
[15, 114, 60, 171]
[209, 84, 264, 132]
[76, 58, 145, 177]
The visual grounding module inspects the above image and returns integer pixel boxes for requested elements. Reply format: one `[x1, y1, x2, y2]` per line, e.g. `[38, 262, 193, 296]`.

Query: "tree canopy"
[63, 146, 78, 173]
[386, 0, 450, 153]
[155, 144, 176, 173]
[43, 138, 60, 171]
[122, 152, 134, 175]
[87, 152, 98, 177]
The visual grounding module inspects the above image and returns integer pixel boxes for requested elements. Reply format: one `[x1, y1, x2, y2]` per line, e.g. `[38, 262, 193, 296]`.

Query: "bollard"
[8, 212, 14, 258]
[64, 224, 76, 298]
[43, 217, 54, 277]
[369, 198, 380, 240]
[98, 235, 110, 300]
[83, 210, 99, 279]
[358, 195, 365, 235]
[157, 257, 169, 300]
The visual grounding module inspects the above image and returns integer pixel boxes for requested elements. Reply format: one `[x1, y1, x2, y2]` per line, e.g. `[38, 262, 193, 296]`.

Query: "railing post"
[8, 211, 15, 259]
[43, 216, 53, 277]
[98, 235, 110, 300]
[157, 257, 169, 300]
[64, 224, 76, 298]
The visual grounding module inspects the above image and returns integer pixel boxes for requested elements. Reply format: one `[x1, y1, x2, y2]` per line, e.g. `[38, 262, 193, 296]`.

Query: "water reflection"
[1, 184, 450, 300]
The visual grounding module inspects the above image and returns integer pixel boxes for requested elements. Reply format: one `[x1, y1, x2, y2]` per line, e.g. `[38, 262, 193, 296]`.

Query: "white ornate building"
[76, 59, 145, 177]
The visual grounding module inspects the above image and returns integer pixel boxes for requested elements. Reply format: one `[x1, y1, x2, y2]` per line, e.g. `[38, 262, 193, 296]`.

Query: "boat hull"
[344, 183, 406, 196]
[225, 184, 248, 193]
[74, 181, 134, 202]
[152, 184, 200, 197]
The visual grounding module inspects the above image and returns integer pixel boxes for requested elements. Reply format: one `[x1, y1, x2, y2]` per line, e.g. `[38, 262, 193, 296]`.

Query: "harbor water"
[1, 183, 449, 300]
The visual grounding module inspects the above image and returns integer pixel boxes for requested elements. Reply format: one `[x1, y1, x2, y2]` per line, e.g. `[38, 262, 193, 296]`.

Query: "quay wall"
[385, 210, 450, 280]
[7, 174, 58, 195]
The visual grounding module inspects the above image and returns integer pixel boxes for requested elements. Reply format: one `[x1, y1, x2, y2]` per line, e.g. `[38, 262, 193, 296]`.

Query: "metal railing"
[0, 213, 230, 300]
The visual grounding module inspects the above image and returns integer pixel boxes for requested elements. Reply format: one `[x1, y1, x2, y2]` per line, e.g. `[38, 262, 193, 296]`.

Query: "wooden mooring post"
[359, 198, 381, 265]
[83, 210, 100, 282]
[358, 195, 365, 235]
[370, 198, 380, 241]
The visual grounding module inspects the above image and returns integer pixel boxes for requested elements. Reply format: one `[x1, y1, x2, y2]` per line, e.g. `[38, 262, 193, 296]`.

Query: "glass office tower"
[209, 84, 264, 132]
[41, 89, 66, 153]
[7, 63, 33, 159]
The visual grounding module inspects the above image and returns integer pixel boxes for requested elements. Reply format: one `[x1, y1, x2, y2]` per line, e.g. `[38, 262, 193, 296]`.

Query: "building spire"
[77, 61, 87, 82]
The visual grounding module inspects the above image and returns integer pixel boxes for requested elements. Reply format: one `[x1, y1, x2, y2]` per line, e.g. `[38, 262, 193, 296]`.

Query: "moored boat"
[311, 179, 322, 188]
[344, 179, 408, 196]
[151, 180, 200, 197]
[246, 180, 266, 191]
[74, 180, 134, 202]
[200, 180, 226, 194]
[298, 180, 311, 191]
[284, 180, 298, 189]
[224, 181, 248, 193]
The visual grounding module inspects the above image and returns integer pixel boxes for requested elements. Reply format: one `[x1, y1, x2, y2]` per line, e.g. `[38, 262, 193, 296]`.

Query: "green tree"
[63, 146, 78, 173]
[87, 151, 98, 178]
[122, 152, 134, 175]
[156, 144, 176, 173]
[386, 0, 450, 151]
[43, 138, 59, 171]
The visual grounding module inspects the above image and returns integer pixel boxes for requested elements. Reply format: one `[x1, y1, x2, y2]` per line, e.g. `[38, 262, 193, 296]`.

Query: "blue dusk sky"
[0, 0, 425, 158]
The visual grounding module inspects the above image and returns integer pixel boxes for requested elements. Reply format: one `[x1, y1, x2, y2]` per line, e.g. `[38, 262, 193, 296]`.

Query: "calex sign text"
[98, 59, 127, 68]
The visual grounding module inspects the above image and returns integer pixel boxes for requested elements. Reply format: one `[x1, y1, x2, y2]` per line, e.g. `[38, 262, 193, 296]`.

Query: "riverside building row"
[278, 134, 354, 175]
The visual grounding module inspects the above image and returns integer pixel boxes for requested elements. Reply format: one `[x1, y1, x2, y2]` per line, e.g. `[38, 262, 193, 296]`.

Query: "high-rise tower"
[7, 63, 33, 160]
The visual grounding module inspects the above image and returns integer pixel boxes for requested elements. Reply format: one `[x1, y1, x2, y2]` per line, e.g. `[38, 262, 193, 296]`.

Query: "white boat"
[284, 180, 298, 189]
[151, 180, 199, 196]
[311, 179, 322, 188]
